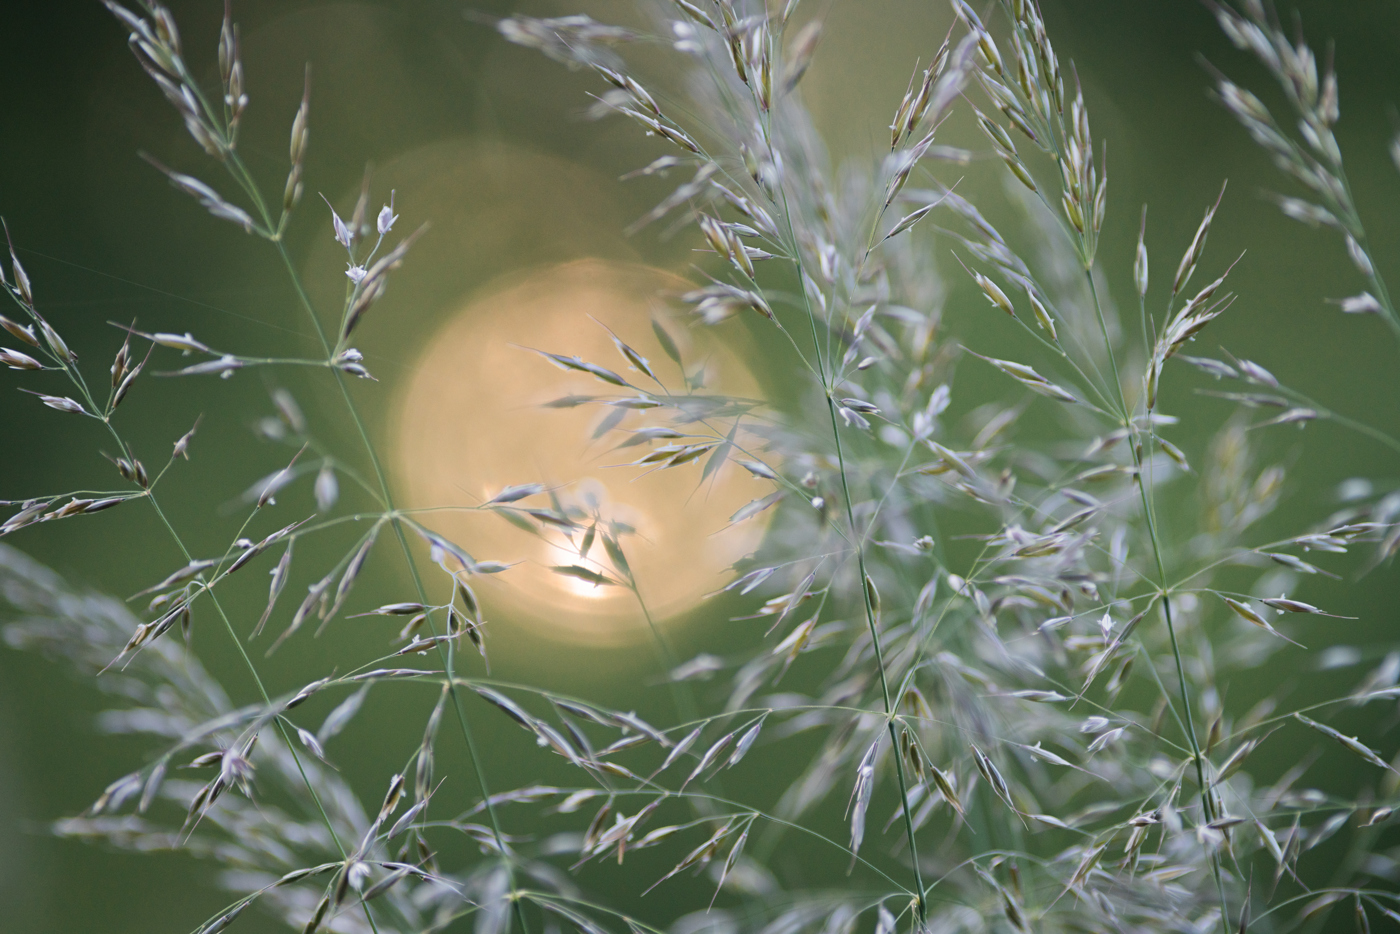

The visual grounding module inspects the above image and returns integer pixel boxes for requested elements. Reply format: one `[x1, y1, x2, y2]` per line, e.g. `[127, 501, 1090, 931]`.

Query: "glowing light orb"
[393, 260, 770, 644]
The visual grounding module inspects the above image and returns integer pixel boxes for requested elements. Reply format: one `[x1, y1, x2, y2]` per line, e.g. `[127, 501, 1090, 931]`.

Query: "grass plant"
[4, 2, 1400, 934]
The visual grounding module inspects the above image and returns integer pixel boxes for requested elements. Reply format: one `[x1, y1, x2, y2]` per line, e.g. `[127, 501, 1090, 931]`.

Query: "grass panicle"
[2, 3, 1399, 934]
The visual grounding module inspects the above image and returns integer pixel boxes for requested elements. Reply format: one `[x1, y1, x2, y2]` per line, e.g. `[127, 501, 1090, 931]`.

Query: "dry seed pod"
[1205, 715, 1223, 756]
[727, 714, 767, 768]
[361, 866, 412, 904]
[252, 540, 293, 639]
[682, 731, 735, 790]
[341, 224, 425, 338]
[883, 202, 938, 241]
[354, 601, 427, 617]
[217, 1, 235, 86]
[674, 0, 715, 30]
[142, 330, 209, 354]
[783, 20, 821, 94]
[1292, 713, 1398, 774]
[1060, 190, 1084, 233]
[596, 66, 659, 117]
[580, 801, 612, 853]
[35, 318, 74, 364]
[1066, 842, 1107, 892]
[1260, 596, 1351, 618]
[52, 498, 92, 519]
[132, 559, 216, 601]
[455, 578, 480, 619]
[285, 67, 311, 214]
[463, 617, 487, 660]
[112, 354, 146, 409]
[220, 23, 246, 133]
[1091, 167, 1107, 234]
[726, 226, 754, 276]
[908, 36, 952, 134]
[1344, 234, 1374, 278]
[1257, 403, 1317, 426]
[303, 894, 330, 934]
[1024, 288, 1056, 339]
[159, 355, 244, 378]
[171, 415, 201, 460]
[415, 688, 448, 801]
[326, 527, 377, 620]
[0, 348, 41, 370]
[380, 195, 405, 242]
[999, 149, 1038, 193]
[971, 744, 1015, 810]
[847, 742, 877, 860]
[377, 772, 406, 825]
[644, 820, 734, 892]
[102, 1, 152, 40]
[890, 63, 923, 150]
[1173, 182, 1227, 296]
[258, 445, 307, 508]
[268, 388, 305, 435]
[713, 820, 751, 892]
[0, 500, 51, 535]
[1213, 737, 1260, 786]
[5, 233, 33, 307]
[747, 26, 773, 111]
[863, 573, 880, 621]
[958, 259, 1015, 317]
[110, 338, 130, 387]
[973, 105, 1015, 153]
[697, 214, 733, 262]
[655, 726, 701, 776]
[149, 4, 182, 60]
[970, 352, 1077, 403]
[145, 156, 255, 233]
[314, 464, 338, 512]
[1222, 595, 1302, 646]
[268, 571, 332, 654]
[0, 315, 38, 348]
[899, 728, 924, 780]
[28, 392, 86, 415]
[882, 128, 936, 206]
[1134, 206, 1150, 296]
[1158, 437, 1190, 471]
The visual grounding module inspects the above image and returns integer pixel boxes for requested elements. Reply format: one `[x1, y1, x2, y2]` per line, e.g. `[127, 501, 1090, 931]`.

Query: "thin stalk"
[823, 382, 927, 919]
[1267, 386, 1400, 457]
[67, 359, 369, 878]
[1084, 276, 1201, 769]
[146, 505, 354, 849]
[268, 241, 531, 934]
[96, 422, 384, 933]
[198, 130, 527, 933]
[1085, 271, 1229, 933]
[1334, 170, 1400, 347]
[771, 166, 928, 916]
[628, 577, 698, 726]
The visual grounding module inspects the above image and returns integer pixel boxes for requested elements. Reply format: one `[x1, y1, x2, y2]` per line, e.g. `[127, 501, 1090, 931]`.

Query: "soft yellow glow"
[393, 260, 769, 644]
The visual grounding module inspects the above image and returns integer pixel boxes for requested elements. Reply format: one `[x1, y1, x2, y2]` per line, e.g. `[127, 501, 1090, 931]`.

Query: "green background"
[1, 1, 1398, 932]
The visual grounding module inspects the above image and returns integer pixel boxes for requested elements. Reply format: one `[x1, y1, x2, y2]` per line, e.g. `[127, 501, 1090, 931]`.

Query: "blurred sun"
[393, 260, 771, 644]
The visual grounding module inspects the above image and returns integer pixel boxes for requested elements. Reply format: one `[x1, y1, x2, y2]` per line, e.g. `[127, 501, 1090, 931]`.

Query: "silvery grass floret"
[3, 2, 1400, 934]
